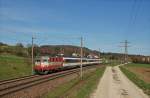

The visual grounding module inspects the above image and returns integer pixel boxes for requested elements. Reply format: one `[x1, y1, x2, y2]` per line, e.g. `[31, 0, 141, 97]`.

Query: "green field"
[120, 63, 150, 95]
[105, 59, 121, 66]
[0, 54, 32, 80]
[44, 66, 106, 98]
[125, 63, 150, 68]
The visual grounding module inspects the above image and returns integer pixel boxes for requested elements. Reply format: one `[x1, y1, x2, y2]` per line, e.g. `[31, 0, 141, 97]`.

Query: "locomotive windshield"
[42, 59, 48, 62]
[35, 59, 41, 62]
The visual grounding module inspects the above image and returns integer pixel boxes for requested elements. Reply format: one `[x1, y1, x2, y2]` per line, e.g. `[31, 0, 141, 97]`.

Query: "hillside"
[39, 45, 97, 57]
[0, 42, 150, 63]
[0, 55, 32, 80]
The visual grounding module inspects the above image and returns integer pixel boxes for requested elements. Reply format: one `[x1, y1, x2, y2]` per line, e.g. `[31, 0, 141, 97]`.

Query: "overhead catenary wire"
[35, 34, 81, 46]
[126, 0, 142, 33]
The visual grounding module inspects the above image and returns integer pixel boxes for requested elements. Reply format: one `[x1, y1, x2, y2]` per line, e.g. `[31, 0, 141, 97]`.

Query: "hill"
[0, 42, 150, 63]
[0, 55, 32, 80]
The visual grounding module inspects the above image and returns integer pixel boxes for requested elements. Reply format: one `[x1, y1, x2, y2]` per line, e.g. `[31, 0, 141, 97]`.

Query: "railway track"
[0, 68, 80, 97]
[0, 75, 38, 85]
[0, 65, 100, 97]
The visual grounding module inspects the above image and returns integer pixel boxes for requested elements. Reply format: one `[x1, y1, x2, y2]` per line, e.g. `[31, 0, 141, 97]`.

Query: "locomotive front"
[34, 56, 50, 74]
[34, 56, 64, 74]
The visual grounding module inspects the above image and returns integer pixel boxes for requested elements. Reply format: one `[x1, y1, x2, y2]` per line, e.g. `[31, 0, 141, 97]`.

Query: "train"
[34, 56, 102, 74]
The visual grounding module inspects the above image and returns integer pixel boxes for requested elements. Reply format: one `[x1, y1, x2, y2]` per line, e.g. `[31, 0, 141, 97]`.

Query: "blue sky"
[0, 0, 150, 55]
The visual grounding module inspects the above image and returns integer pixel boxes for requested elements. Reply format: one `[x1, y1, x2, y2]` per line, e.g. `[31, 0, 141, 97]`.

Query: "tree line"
[0, 42, 149, 64]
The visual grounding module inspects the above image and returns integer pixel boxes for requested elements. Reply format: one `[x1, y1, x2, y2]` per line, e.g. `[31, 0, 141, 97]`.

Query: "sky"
[0, 0, 150, 55]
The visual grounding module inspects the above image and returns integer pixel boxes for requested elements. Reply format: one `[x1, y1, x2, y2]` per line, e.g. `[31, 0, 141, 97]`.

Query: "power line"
[126, 0, 142, 33]
[119, 40, 131, 63]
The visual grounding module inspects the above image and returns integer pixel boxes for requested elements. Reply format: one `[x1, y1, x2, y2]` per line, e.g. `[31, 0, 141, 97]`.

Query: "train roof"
[63, 57, 101, 60]
[35, 56, 101, 60]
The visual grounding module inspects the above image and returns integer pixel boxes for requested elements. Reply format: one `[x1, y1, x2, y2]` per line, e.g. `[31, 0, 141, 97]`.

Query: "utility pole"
[120, 40, 130, 63]
[32, 36, 35, 74]
[99, 48, 101, 64]
[80, 37, 83, 79]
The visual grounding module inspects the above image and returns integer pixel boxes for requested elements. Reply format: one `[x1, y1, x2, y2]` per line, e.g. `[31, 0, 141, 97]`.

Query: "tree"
[16, 43, 24, 48]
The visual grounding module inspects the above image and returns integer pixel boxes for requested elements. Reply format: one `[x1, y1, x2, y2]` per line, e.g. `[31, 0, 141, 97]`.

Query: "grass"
[125, 63, 150, 84]
[74, 67, 105, 98]
[125, 63, 150, 68]
[44, 66, 106, 98]
[0, 54, 32, 80]
[120, 65, 150, 95]
[43, 78, 79, 98]
[105, 59, 121, 66]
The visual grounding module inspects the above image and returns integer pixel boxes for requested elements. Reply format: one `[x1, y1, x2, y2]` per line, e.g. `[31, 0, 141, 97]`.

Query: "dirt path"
[91, 66, 149, 98]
